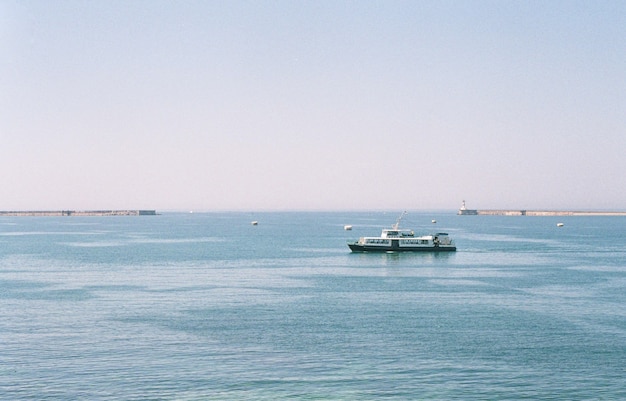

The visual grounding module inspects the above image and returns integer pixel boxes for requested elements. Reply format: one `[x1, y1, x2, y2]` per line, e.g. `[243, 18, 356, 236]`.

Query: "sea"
[1, 211, 625, 400]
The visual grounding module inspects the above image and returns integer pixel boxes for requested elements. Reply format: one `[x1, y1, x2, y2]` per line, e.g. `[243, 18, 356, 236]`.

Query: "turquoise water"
[1, 212, 625, 400]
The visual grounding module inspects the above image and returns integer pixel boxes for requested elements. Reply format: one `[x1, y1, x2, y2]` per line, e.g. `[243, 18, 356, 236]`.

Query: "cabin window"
[366, 239, 389, 244]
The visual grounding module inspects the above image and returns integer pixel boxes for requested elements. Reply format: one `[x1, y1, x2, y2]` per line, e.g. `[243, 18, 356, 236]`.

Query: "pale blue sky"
[2, 1, 625, 211]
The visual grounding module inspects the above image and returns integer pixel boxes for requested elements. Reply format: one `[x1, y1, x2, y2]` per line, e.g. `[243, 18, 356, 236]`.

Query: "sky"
[1, 1, 625, 211]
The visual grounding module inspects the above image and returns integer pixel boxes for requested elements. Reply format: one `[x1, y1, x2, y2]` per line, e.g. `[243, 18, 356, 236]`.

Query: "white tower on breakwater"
[458, 200, 478, 215]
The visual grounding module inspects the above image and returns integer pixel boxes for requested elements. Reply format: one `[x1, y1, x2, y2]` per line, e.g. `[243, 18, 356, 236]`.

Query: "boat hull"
[348, 243, 456, 252]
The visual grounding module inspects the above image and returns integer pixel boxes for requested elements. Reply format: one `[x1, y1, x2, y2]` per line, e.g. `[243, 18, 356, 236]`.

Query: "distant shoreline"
[458, 209, 626, 216]
[0, 210, 157, 217]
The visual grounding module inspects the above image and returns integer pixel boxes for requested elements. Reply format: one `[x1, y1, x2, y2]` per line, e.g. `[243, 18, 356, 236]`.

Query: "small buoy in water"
[557, 223, 564, 227]
[251, 221, 258, 226]
[432, 219, 437, 223]
[344, 225, 353, 230]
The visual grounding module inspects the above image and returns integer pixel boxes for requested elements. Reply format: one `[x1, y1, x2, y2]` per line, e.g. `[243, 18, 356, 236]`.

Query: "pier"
[0, 210, 157, 217]
[458, 209, 626, 216]
[457, 201, 626, 216]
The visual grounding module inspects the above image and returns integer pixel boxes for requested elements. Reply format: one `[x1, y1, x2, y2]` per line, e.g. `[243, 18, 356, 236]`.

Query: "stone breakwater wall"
[0, 210, 157, 217]
[524, 211, 626, 216]
[459, 209, 626, 216]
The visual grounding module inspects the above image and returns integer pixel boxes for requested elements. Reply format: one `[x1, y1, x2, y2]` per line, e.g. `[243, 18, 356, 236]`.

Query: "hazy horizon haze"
[2, 1, 625, 211]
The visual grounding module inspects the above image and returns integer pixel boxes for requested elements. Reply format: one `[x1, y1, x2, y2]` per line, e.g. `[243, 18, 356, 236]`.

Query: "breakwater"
[0, 210, 157, 217]
[458, 209, 626, 216]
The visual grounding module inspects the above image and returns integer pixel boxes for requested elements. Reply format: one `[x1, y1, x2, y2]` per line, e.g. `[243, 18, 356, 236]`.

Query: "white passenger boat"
[347, 212, 456, 252]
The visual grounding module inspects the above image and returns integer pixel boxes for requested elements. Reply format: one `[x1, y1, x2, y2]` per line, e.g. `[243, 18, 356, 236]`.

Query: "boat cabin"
[380, 229, 415, 238]
[358, 231, 454, 247]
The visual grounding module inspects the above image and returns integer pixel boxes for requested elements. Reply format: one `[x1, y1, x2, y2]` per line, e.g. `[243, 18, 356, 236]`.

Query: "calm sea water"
[1, 211, 625, 400]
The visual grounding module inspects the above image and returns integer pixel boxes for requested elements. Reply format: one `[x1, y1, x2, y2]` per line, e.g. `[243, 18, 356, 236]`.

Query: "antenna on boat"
[393, 211, 407, 230]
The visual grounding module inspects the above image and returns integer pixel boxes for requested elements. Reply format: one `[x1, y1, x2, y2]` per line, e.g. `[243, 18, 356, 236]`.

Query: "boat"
[347, 212, 456, 252]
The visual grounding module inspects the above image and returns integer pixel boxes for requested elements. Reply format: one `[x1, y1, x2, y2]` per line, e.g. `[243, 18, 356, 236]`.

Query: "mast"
[393, 211, 407, 230]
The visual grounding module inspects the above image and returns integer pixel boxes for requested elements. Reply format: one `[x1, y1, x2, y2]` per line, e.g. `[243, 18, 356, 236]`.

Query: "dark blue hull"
[348, 243, 456, 252]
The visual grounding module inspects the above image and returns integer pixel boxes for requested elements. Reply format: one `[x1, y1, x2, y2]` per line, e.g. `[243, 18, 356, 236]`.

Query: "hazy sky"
[2, 1, 625, 211]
